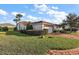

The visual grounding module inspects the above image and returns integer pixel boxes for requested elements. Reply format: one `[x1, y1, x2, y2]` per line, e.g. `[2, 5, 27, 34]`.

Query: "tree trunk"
[70, 27, 72, 32]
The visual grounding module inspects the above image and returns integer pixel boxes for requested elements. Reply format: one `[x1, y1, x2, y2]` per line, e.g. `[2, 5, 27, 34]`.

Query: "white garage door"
[48, 27, 53, 33]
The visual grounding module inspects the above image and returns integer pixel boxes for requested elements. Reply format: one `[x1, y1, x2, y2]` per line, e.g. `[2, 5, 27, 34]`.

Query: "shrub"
[2, 27, 8, 31]
[26, 25, 33, 30]
[20, 30, 27, 34]
[20, 30, 44, 36]
[43, 29, 48, 35]
[53, 30, 60, 33]
[72, 28, 78, 32]
[63, 28, 78, 33]
[14, 27, 17, 31]
[0, 26, 2, 31]
[53, 30, 57, 33]
[8, 27, 14, 31]
[20, 29, 48, 36]
[27, 30, 44, 35]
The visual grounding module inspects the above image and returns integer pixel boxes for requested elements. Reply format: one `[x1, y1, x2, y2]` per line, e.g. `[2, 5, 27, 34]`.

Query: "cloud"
[11, 12, 26, 16]
[34, 4, 49, 12]
[27, 15, 37, 20]
[0, 9, 8, 15]
[47, 10, 55, 15]
[42, 18, 52, 23]
[47, 10, 68, 20]
[47, 9, 68, 24]
[47, 10, 67, 15]
[38, 12, 43, 14]
[52, 6, 59, 10]
[33, 4, 68, 24]
[50, 14, 68, 24]
[26, 15, 40, 22]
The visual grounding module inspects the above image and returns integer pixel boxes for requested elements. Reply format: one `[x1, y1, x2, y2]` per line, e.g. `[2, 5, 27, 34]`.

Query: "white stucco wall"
[17, 24, 20, 30]
[32, 23, 43, 30]
[53, 26, 63, 31]
[17, 24, 27, 30]
[48, 27, 53, 33]
[32, 23, 53, 33]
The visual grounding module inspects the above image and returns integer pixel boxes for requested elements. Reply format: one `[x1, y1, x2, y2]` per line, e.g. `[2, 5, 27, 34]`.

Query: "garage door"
[48, 27, 53, 33]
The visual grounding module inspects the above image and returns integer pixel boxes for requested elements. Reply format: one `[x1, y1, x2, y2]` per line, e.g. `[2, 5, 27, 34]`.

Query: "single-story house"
[17, 21, 31, 30]
[32, 21, 53, 33]
[17, 21, 63, 33]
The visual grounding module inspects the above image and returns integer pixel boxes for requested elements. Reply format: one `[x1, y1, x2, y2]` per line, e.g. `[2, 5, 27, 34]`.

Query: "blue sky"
[0, 4, 79, 24]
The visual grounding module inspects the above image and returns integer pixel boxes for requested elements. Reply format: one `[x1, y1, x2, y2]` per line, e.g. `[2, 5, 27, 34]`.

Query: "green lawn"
[0, 31, 79, 55]
[71, 32, 79, 35]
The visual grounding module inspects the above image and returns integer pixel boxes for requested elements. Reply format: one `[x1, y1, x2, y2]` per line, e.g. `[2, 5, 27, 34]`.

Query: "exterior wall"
[17, 24, 27, 30]
[42, 25, 49, 29]
[48, 27, 53, 33]
[42, 24, 53, 33]
[17, 24, 20, 30]
[65, 25, 70, 29]
[53, 26, 62, 30]
[32, 23, 43, 30]
[32, 23, 53, 33]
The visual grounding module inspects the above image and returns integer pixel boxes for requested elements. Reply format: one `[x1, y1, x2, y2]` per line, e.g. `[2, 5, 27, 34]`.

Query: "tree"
[62, 13, 79, 32]
[13, 14, 23, 24]
[13, 14, 23, 30]
[61, 20, 67, 30]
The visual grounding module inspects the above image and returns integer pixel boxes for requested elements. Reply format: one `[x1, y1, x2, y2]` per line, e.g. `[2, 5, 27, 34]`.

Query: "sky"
[0, 4, 79, 24]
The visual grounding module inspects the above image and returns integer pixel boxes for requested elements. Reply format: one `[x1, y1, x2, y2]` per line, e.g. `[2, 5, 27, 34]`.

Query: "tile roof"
[18, 21, 31, 26]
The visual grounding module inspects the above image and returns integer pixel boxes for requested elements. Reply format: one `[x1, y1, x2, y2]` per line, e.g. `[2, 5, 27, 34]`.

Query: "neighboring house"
[17, 21, 31, 30]
[17, 21, 62, 33]
[53, 24, 63, 31]
[32, 21, 53, 33]
[64, 25, 70, 29]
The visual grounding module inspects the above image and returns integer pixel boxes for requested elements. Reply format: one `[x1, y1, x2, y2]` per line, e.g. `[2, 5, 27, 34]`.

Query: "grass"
[0, 32, 6, 36]
[71, 32, 79, 35]
[0, 31, 79, 54]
